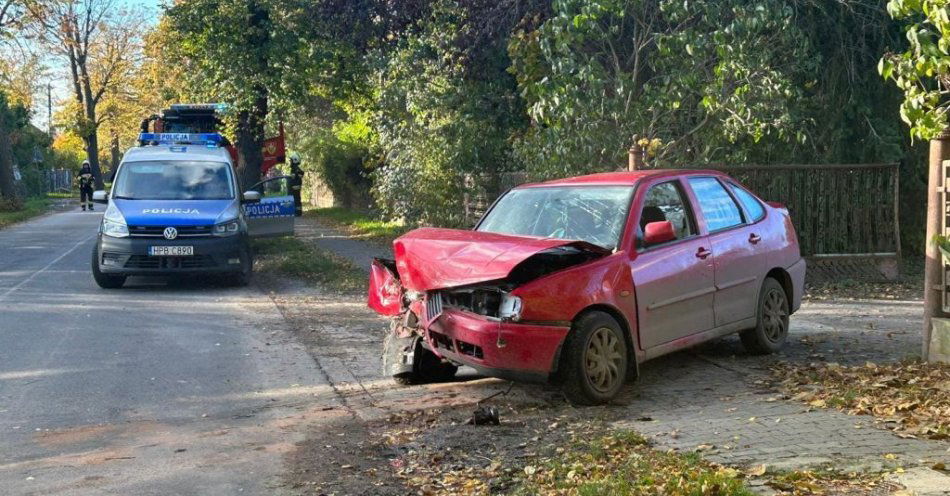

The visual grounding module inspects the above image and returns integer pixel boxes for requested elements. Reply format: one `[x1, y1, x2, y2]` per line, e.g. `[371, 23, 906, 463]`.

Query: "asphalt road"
[0, 210, 332, 495]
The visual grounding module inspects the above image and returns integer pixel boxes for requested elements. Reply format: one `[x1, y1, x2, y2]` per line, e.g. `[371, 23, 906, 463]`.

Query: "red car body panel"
[368, 259, 402, 316]
[368, 169, 805, 383]
[510, 252, 634, 324]
[392, 227, 608, 291]
[425, 309, 570, 378]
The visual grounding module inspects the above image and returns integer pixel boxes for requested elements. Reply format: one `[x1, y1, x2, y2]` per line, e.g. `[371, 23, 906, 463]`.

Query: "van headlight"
[213, 220, 240, 237]
[499, 294, 523, 321]
[101, 204, 129, 238]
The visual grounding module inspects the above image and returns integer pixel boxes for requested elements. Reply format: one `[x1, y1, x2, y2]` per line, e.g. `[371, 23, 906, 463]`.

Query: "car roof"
[121, 145, 233, 164]
[516, 169, 727, 188]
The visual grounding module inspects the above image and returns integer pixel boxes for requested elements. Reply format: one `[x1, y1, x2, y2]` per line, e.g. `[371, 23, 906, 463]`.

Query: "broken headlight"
[498, 294, 522, 321]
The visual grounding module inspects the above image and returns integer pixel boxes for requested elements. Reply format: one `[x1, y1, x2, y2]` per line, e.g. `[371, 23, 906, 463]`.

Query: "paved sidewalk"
[290, 218, 950, 492]
[617, 349, 948, 473]
[294, 216, 390, 272]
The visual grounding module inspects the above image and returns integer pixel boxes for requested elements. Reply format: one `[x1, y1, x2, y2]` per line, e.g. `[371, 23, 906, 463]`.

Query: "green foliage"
[155, 0, 925, 250]
[509, 0, 819, 179]
[370, 0, 527, 226]
[165, 0, 298, 111]
[298, 108, 377, 209]
[881, 0, 950, 140]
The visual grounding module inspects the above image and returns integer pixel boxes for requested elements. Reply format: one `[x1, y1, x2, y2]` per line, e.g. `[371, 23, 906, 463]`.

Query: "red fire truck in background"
[139, 103, 286, 175]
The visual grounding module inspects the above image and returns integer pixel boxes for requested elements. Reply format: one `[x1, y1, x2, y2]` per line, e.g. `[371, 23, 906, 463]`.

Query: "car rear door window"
[727, 182, 765, 222]
[688, 177, 744, 232]
[640, 181, 695, 241]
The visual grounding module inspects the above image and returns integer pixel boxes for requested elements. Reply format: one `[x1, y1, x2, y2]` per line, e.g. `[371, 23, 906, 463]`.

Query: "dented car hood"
[393, 228, 610, 291]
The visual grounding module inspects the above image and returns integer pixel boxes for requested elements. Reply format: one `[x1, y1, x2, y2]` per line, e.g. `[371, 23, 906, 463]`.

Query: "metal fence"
[44, 169, 73, 193]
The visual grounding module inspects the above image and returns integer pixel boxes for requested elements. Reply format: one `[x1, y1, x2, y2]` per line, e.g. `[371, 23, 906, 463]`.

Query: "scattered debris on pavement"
[468, 405, 500, 426]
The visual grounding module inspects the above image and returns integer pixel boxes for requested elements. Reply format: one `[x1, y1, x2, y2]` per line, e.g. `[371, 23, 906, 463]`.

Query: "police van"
[90, 132, 295, 289]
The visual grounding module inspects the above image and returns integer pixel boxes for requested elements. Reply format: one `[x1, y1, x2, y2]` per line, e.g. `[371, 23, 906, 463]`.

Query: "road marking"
[0, 235, 95, 303]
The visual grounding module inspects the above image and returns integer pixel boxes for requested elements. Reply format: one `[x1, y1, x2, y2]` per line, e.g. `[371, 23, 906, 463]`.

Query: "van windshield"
[113, 161, 234, 200]
[477, 186, 634, 250]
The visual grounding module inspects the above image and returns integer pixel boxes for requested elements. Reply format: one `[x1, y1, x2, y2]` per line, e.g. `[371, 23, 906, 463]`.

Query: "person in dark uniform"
[78, 161, 95, 211]
[288, 152, 304, 217]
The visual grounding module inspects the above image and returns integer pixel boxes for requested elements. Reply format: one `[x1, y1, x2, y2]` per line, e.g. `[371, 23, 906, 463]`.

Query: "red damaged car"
[369, 170, 805, 404]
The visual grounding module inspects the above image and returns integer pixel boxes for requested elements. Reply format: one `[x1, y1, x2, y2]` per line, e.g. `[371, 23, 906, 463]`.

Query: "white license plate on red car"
[148, 246, 194, 256]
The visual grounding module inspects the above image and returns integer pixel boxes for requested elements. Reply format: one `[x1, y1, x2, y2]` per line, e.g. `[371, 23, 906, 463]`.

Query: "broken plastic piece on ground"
[468, 405, 500, 426]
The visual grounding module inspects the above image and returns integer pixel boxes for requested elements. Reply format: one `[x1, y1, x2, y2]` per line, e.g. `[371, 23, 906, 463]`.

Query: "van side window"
[639, 181, 695, 241]
[687, 177, 744, 231]
[727, 182, 765, 222]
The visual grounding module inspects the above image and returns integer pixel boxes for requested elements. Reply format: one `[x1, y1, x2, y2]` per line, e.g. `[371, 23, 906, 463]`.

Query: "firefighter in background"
[77, 161, 95, 211]
[289, 152, 304, 217]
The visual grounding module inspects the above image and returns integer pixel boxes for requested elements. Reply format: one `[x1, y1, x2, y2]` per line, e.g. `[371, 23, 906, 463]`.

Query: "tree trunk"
[0, 107, 19, 206]
[110, 132, 120, 180]
[235, 91, 268, 189]
[80, 81, 104, 189]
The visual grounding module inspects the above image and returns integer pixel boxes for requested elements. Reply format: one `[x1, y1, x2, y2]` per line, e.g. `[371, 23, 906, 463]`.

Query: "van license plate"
[149, 246, 194, 256]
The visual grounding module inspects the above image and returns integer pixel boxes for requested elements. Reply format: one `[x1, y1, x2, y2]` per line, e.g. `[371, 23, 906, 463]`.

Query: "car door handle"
[749, 233, 761, 245]
[695, 247, 712, 259]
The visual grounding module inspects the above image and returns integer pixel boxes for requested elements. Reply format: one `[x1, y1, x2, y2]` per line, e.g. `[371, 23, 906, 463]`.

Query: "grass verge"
[253, 236, 366, 293]
[0, 197, 52, 230]
[511, 430, 753, 496]
[305, 207, 408, 246]
[766, 468, 897, 495]
[770, 360, 950, 440]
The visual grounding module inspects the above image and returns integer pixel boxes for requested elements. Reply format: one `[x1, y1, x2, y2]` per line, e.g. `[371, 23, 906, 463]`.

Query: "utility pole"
[47, 84, 52, 138]
[923, 130, 950, 361]
[628, 135, 644, 171]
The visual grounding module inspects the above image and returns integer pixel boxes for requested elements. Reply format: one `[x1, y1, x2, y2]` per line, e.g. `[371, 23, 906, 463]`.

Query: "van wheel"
[91, 246, 125, 289]
[228, 248, 253, 287]
[559, 311, 628, 405]
[740, 277, 789, 354]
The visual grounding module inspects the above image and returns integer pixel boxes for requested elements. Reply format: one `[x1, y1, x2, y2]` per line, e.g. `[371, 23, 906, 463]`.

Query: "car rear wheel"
[559, 311, 628, 405]
[90, 246, 126, 289]
[740, 277, 789, 354]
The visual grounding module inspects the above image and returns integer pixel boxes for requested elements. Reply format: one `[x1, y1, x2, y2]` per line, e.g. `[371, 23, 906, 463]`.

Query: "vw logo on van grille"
[163, 227, 178, 240]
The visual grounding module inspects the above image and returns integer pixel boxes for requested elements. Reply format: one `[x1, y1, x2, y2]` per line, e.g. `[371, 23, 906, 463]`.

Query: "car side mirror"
[92, 190, 109, 204]
[644, 221, 676, 246]
[242, 191, 261, 203]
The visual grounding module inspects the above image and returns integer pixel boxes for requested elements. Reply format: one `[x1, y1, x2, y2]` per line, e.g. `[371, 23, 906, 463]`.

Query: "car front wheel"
[559, 311, 628, 405]
[90, 246, 126, 289]
[740, 277, 789, 354]
[228, 247, 253, 287]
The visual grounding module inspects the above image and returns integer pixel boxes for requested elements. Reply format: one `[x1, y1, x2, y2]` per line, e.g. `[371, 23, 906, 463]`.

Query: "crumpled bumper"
[423, 308, 570, 382]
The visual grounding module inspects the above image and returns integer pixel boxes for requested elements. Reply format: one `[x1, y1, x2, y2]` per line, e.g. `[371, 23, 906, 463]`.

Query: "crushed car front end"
[418, 289, 571, 382]
[369, 228, 614, 384]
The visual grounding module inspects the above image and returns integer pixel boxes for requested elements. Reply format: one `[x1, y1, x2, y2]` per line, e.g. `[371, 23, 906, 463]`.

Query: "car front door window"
[639, 181, 695, 244]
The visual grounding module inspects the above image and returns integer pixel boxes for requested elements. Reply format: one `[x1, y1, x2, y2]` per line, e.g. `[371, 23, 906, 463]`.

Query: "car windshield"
[112, 160, 234, 200]
[477, 186, 634, 250]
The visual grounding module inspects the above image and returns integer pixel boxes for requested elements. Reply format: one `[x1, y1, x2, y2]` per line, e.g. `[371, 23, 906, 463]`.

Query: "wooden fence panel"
[463, 164, 900, 260]
[705, 164, 900, 257]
